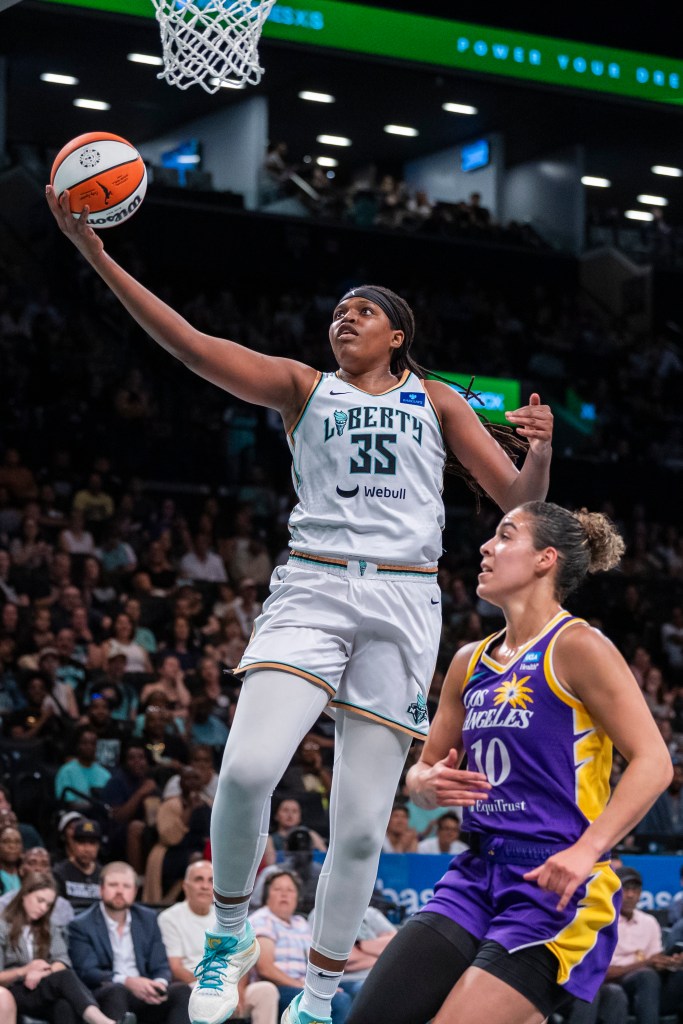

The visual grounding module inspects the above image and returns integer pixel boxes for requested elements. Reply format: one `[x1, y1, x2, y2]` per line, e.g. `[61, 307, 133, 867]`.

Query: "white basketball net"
[151, 0, 277, 94]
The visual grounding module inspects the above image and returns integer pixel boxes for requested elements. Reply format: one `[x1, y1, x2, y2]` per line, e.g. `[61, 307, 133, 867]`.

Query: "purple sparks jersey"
[461, 610, 612, 845]
[421, 611, 622, 1002]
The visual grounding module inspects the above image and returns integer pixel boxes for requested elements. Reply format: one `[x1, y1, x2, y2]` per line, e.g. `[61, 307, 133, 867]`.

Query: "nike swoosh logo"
[330, 390, 351, 395]
[431, 598, 440, 605]
[336, 485, 359, 498]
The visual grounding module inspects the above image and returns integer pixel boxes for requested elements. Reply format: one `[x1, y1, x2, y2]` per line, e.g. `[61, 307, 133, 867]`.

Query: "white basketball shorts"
[233, 553, 442, 739]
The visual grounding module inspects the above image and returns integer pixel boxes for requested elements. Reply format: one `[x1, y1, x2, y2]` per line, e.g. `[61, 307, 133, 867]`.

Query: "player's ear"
[536, 546, 558, 574]
[390, 330, 404, 349]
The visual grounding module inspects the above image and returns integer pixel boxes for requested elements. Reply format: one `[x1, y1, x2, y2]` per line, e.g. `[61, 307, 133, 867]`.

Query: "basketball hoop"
[151, 0, 277, 94]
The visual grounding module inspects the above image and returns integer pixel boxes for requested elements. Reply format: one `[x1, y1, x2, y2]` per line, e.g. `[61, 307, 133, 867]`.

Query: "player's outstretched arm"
[524, 624, 673, 910]
[426, 382, 552, 512]
[407, 643, 492, 809]
[45, 186, 316, 417]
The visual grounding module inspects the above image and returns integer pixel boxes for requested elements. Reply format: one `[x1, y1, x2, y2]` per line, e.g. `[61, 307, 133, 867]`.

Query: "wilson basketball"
[50, 131, 147, 229]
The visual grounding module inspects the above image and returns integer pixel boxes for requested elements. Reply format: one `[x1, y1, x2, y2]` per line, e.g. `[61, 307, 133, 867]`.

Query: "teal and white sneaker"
[189, 922, 260, 1024]
[281, 991, 332, 1024]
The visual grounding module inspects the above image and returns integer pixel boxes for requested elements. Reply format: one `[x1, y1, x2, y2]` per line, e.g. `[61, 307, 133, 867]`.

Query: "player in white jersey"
[46, 185, 554, 1024]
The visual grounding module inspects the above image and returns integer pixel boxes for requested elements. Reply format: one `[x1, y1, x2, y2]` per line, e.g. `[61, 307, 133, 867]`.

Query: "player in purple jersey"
[346, 502, 672, 1024]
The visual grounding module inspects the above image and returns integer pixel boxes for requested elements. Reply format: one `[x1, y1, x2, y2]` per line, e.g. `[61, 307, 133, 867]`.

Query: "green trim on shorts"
[329, 697, 429, 739]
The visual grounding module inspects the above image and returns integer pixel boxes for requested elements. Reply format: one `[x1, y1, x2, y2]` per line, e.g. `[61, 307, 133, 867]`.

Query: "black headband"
[341, 286, 408, 337]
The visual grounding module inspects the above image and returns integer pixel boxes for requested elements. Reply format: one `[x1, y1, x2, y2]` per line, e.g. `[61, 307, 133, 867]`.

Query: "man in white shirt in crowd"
[68, 860, 191, 1023]
[158, 859, 278, 1024]
[416, 813, 469, 855]
[603, 865, 683, 1024]
[179, 532, 228, 584]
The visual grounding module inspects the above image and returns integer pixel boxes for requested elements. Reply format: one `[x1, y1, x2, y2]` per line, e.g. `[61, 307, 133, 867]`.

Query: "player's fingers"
[556, 880, 577, 911]
[523, 865, 542, 881]
[529, 392, 541, 406]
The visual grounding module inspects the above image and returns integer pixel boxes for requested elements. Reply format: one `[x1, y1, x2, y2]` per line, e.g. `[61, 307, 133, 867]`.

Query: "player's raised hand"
[412, 747, 491, 809]
[505, 393, 553, 454]
[45, 186, 104, 260]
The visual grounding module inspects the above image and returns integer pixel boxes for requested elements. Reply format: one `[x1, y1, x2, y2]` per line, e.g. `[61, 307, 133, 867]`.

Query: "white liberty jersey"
[287, 370, 446, 564]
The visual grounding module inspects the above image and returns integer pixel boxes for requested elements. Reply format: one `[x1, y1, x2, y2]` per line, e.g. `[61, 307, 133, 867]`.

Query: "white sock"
[213, 896, 249, 940]
[300, 963, 344, 1019]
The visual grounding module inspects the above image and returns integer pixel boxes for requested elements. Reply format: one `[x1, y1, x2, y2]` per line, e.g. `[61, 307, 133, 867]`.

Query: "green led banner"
[37, 0, 683, 106]
[429, 373, 521, 426]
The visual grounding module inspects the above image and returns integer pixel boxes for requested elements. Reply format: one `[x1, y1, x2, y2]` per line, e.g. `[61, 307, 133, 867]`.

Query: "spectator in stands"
[53, 818, 103, 912]
[121, 595, 156, 655]
[417, 812, 469, 855]
[332, 904, 397, 1001]
[100, 739, 160, 872]
[159, 614, 200, 672]
[229, 576, 262, 639]
[162, 743, 218, 803]
[101, 611, 152, 675]
[96, 532, 135, 589]
[81, 694, 130, 771]
[143, 540, 177, 595]
[159, 859, 279, 1023]
[142, 765, 212, 904]
[8, 514, 52, 575]
[193, 654, 233, 722]
[464, 191, 492, 230]
[381, 804, 418, 853]
[250, 869, 351, 1022]
[72, 472, 114, 528]
[668, 864, 683, 924]
[0, 870, 132, 1024]
[0, 825, 22, 894]
[185, 693, 229, 750]
[59, 509, 96, 556]
[603, 865, 683, 1023]
[564, 981, 628, 1024]
[55, 627, 87, 698]
[68, 859, 191, 1023]
[139, 654, 191, 717]
[68, 606, 99, 665]
[0, 786, 42, 851]
[636, 759, 683, 837]
[54, 726, 112, 806]
[0, 846, 73, 928]
[80, 556, 117, 625]
[179, 531, 227, 584]
[137, 700, 189, 774]
[84, 651, 139, 724]
[0, 448, 37, 503]
[38, 644, 80, 720]
[2, 670, 63, 747]
[296, 737, 332, 806]
[265, 799, 327, 862]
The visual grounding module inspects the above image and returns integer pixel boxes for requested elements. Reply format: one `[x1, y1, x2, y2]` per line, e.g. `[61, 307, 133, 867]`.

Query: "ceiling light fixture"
[73, 98, 110, 111]
[299, 90, 335, 103]
[40, 73, 79, 86]
[127, 53, 164, 66]
[317, 134, 352, 147]
[581, 176, 611, 187]
[651, 165, 683, 177]
[442, 102, 477, 115]
[316, 156, 338, 167]
[637, 194, 668, 206]
[625, 210, 654, 221]
[384, 124, 419, 137]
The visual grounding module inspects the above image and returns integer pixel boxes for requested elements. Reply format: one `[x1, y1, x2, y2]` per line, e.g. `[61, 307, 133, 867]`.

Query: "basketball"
[50, 131, 147, 229]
